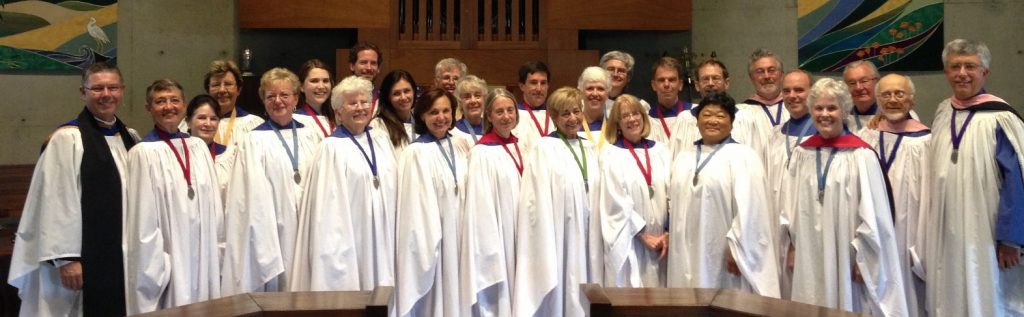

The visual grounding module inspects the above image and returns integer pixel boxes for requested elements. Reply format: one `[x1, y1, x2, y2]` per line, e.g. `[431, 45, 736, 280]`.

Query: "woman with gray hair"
[460, 87, 522, 316]
[577, 66, 611, 147]
[221, 67, 326, 295]
[779, 77, 908, 316]
[290, 75, 398, 292]
[452, 74, 488, 145]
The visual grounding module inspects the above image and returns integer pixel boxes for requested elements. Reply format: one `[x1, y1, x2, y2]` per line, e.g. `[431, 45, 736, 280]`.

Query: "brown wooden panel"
[546, 49, 602, 89]
[134, 294, 263, 317]
[546, 0, 691, 31]
[240, 0, 390, 29]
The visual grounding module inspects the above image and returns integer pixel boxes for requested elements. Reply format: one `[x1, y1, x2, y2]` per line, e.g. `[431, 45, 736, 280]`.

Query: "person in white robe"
[289, 76, 398, 292]
[294, 59, 335, 137]
[764, 70, 816, 299]
[511, 61, 555, 155]
[452, 75, 487, 149]
[203, 60, 264, 149]
[734, 49, 788, 163]
[124, 79, 221, 314]
[856, 74, 930, 317]
[646, 57, 694, 151]
[369, 70, 419, 159]
[9, 63, 137, 317]
[460, 88, 523, 316]
[394, 89, 470, 317]
[597, 94, 670, 288]
[780, 78, 908, 316]
[841, 61, 920, 132]
[221, 68, 325, 295]
[921, 39, 1024, 317]
[576, 67, 611, 151]
[514, 87, 601, 317]
[669, 59, 731, 159]
[185, 94, 235, 197]
[668, 92, 781, 298]
[598, 51, 653, 114]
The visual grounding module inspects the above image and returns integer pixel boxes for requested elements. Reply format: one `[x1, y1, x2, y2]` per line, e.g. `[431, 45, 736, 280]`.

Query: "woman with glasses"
[202, 60, 263, 149]
[221, 68, 325, 295]
[290, 75, 398, 292]
[596, 94, 670, 288]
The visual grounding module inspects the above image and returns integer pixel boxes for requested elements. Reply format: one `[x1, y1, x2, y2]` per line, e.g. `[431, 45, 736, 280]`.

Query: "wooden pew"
[582, 284, 864, 317]
[134, 287, 392, 317]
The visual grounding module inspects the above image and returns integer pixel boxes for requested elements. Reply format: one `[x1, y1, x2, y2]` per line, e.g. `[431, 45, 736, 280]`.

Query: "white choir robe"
[923, 99, 1024, 317]
[780, 134, 909, 316]
[668, 140, 781, 298]
[124, 130, 222, 314]
[735, 101, 787, 163]
[221, 118, 324, 295]
[514, 134, 601, 317]
[294, 105, 332, 137]
[8, 125, 131, 317]
[647, 100, 693, 154]
[858, 128, 930, 317]
[597, 138, 670, 288]
[513, 103, 556, 156]
[451, 118, 483, 152]
[577, 116, 605, 148]
[844, 104, 919, 132]
[370, 117, 416, 160]
[394, 133, 470, 317]
[667, 110, 701, 160]
[289, 126, 398, 291]
[215, 107, 265, 148]
[206, 142, 235, 198]
[460, 133, 524, 317]
[764, 115, 817, 299]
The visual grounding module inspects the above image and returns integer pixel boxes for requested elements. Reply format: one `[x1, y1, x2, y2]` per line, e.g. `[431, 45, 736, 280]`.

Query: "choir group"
[8, 38, 1023, 317]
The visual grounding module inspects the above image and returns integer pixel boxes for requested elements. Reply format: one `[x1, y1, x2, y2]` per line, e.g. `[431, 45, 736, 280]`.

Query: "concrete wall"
[0, 0, 237, 164]
[693, 0, 1024, 125]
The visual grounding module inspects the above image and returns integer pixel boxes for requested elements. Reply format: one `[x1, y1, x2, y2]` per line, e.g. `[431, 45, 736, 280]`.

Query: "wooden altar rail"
[134, 287, 392, 317]
[582, 284, 865, 317]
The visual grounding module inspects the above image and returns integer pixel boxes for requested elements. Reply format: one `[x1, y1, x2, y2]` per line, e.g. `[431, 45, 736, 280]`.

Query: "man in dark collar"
[923, 38, 1024, 317]
[8, 62, 137, 316]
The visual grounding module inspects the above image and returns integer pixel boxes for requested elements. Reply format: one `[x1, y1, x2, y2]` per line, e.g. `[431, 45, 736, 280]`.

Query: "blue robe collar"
[254, 118, 306, 131]
[693, 136, 738, 146]
[612, 137, 656, 149]
[518, 102, 547, 111]
[781, 114, 818, 137]
[331, 124, 373, 138]
[414, 132, 452, 143]
[141, 127, 189, 142]
[852, 103, 878, 116]
[455, 118, 484, 135]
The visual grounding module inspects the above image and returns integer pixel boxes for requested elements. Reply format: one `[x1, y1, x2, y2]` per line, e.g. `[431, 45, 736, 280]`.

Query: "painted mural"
[0, 0, 117, 71]
[798, 0, 944, 72]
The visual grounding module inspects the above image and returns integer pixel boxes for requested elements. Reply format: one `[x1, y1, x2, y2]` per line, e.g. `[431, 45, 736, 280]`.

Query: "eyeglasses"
[264, 93, 295, 103]
[879, 90, 909, 100]
[209, 81, 237, 90]
[84, 85, 124, 94]
[845, 77, 877, 88]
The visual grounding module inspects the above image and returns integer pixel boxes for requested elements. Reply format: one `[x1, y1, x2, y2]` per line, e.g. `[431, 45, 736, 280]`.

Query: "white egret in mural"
[87, 17, 111, 53]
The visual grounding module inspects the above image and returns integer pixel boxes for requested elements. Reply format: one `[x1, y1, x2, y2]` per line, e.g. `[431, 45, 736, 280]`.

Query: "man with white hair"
[731, 48, 785, 162]
[922, 38, 1024, 317]
[857, 73, 929, 317]
[842, 61, 919, 131]
[434, 58, 467, 96]
[600, 50, 651, 112]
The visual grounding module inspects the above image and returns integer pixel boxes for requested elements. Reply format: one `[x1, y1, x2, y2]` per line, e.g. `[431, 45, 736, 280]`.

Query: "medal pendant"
[817, 190, 824, 204]
[648, 185, 655, 199]
[188, 186, 195, 200]
[373, 176, 380, 188]
[951, 149, 959, 164]
[294, 171, 301, 184]
[692, 175, 699, 186]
